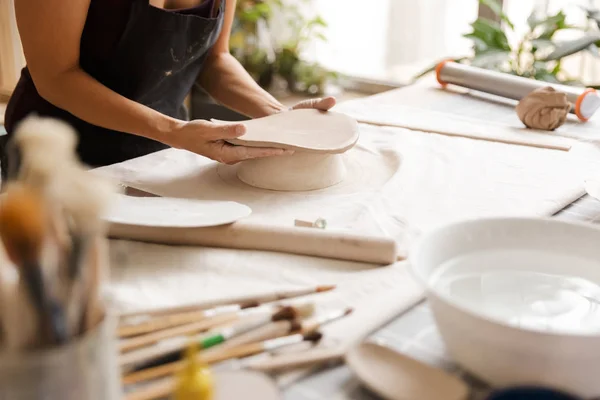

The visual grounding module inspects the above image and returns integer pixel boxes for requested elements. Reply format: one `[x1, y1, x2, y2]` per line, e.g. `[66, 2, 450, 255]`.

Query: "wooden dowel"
[109, 221, 398, 265]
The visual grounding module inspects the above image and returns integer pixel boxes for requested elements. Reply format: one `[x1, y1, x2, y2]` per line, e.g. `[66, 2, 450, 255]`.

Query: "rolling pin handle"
[436, 59, 453, 88]
[575, 88, 598, 122]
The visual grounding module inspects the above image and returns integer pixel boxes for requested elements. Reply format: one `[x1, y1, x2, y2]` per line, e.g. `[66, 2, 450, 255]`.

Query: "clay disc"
[213, 109, 359, 154]
[104, 194, 251, 227]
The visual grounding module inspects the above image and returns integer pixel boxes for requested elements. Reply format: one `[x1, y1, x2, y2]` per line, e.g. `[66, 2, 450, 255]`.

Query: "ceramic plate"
[104, 194, 251, 228]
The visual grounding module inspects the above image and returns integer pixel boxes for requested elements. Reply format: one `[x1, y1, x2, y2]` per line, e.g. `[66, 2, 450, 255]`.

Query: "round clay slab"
[104, 194, 251, 227]
[214, 109, 359, 154]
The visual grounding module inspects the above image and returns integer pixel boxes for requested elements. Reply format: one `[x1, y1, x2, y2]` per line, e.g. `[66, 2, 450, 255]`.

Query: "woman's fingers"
[201, 120, 247, 140]
[209, 142, 293, 165]
[291, 96, 336, 111]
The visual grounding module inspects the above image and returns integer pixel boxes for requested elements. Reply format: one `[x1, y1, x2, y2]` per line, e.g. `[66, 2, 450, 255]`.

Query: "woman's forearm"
[34, 67, 180, 142]
[198, 53, 287, 119]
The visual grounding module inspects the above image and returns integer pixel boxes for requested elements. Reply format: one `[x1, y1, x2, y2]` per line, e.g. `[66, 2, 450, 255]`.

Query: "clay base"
[237, 152, 347, 191]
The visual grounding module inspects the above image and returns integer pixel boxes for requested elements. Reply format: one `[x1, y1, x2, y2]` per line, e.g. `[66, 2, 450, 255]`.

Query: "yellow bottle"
[174, 341, 214, 400]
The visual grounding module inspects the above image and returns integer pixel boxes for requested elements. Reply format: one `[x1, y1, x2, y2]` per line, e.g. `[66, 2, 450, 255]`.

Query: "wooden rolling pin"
[108, 221, 398, 265]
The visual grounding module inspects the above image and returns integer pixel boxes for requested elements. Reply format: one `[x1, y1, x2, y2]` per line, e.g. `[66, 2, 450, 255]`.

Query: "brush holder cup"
[0, 314, 121, 400]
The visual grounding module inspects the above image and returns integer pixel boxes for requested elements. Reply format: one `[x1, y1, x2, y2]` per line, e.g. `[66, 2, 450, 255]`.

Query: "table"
[283, 194, 599, 400]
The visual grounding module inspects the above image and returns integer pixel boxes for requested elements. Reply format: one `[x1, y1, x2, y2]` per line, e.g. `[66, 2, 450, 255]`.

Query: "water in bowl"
[430, 249, 600, 334]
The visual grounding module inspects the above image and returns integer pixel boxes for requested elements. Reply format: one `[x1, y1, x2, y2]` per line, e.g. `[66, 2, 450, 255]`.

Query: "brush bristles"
[14, 116, 78, 161]
[290, 320, 302, 332]
[272, 306, 296, 321]
[296, 303, 316, 318]
[0, 185, 47, 264]
[240, 301, 260, 309]
[47, 168, 116, 232]
[316, 285, 336, 293]
[303, 331, 323, 343]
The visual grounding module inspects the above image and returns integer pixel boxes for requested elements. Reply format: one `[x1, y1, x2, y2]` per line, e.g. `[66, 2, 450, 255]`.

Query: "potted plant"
[415, 0, 600, 87]
[230, 0, 337, 95]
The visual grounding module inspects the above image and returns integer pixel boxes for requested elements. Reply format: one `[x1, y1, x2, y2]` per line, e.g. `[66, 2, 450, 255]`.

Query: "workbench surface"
[283, 194, 598, 400]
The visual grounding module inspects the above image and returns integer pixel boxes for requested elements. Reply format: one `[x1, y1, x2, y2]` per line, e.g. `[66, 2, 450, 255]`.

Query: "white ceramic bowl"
[410, 217, 600, 398]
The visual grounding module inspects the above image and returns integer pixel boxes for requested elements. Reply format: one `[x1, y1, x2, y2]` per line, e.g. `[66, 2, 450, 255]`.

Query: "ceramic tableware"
[345, 341, 468, 400]
[104, 194, 252, 228]
[410, 217, 600, 398]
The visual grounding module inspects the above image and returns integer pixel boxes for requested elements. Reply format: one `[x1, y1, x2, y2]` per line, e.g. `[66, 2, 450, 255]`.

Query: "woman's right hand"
[164, 119, 292, 165]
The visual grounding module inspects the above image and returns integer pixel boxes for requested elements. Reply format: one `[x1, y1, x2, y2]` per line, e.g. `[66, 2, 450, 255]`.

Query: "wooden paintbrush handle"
[123, 341, 264, 385]
[124, 377, 174, 400]
[109, 221, 398, 265]
[248, 347, 344, 372]
[206, 320, 294, 350]
[119, 312, 237, 353]
[119, 309, 220, 338]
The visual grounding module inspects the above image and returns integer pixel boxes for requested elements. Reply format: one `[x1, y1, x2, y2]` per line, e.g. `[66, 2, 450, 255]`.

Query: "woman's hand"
[162, 96, 336, 165]
[163, 120, 291, 165]
[289, 96, 336, 112]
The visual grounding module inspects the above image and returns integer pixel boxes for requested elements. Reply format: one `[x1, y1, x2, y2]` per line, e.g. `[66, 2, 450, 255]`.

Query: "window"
[304, 0, 600, 85]
[307, 0, 480, 83]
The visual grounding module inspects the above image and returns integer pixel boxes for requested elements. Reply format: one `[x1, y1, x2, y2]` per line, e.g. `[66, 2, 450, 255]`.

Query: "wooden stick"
[120, 305, 313, 369]
[118, 305, 241, 338]
[123, 333, 311, 386]
[120, 320, 294, 371]
[210, 319, 300, 350]
[119, 312, 238, 353]
[119, 285, 334, 319]
[246, 347, 344, 372]
[109, 221, 398, 265]
[125, 378, 173, 400]
[124, 333, 322, 400]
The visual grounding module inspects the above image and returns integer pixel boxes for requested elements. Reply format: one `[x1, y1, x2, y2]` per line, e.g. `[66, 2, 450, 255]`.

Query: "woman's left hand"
[289, 96, 336, 112]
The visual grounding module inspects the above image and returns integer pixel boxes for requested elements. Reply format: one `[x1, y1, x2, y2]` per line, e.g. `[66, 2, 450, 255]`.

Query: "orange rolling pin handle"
[575, 88, 596, 122]
[435, 59, 454, 88]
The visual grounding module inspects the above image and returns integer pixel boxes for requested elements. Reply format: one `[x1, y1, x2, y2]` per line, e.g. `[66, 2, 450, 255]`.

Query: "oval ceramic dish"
[104, 194, 252, 228]
[410, 217, 600, 398]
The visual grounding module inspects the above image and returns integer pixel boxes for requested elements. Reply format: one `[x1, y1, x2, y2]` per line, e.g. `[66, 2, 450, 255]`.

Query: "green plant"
[415, 0, 600, 87]
[229, 0, 336, 95]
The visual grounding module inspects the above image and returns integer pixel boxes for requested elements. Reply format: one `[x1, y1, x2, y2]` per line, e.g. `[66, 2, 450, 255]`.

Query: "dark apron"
[1, 0, 224, 182]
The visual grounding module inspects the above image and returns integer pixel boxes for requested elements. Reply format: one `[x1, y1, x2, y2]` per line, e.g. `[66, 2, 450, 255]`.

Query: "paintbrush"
[0, 184, 68, 346]
[119, 285, 335, 320]
[123, 331, 323, 398]
[0, 259, 40, 350]
[208, 307, 352, 371]
[118, 303, 257, 338]
[47, 167, 115, 336]
[214, 306, 352, 356]
[123, 307, 299, 372]
[299, 307, 353, 333]
[241, 346, 344, 373]
[83, 236, 108, 332]
[10, 115, 115, 337]
[119, 302, 313, 353]
[9, 116, 78, 186]
[120, 303, 314, 370]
